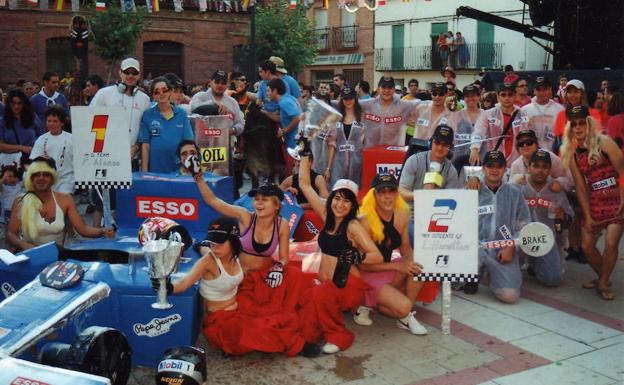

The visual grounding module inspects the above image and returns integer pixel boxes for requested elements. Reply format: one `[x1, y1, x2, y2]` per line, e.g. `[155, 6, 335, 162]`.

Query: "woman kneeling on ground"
[297, 140, 383, 354]
[355, 173, 429, 335]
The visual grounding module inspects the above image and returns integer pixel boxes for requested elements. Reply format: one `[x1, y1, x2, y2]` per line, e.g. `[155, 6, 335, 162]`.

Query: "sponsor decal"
[376, 163, 402, 178]
[134, 314, 181, 337]
[455, 133, 471, 141]
[136, 196, 199, 221]
[483, 239, 515, 249]
[525, 198, 552, 208]
[478, 205, 494, 215]
[416, 118, 429, 126]
[435, 254, 449, 267]
[338, 144, 355, 152]
[200, 147, 227, 163]
[305, 220, 319, 235]
[1, 282, 16, 298]
[592, 177, 616, 191]
[428, 199, 457, 233]
[158, 359, 195, 375]
[11, 377, 51, 385]
[364, 113, 381, 122]
[384, 116, 403, 124]
[439, 117, 448, 125]
[287, 212, 297, 230]
[499, 225, 512, 240]
[386, 146, 405, 151]
[202, 128, 222, 136]
[158, 378, 184, 384]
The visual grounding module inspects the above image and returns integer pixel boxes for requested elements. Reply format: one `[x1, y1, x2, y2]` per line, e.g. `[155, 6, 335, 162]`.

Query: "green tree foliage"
[90, 5, 149, 82]
[253, 0, 318, 75]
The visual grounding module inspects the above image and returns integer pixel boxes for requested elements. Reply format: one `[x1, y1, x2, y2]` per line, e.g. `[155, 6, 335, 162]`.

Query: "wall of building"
[0, 8, 249, 87]
[373, 0, 552, 89]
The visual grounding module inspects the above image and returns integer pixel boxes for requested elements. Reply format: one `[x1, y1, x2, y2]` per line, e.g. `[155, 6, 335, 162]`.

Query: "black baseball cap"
[378, 76, 395, 88]
[431, 82, 446, 94]
[205, 217, 240, 244]
[498, 83, 515, 93]
[483, 150, 506, 167]
[212, 70, 228, 81]
[566, 105, 589, 120]
[340, 86, 356, 99]
[462, 84, 480, 95]
[371, 173, 398, 191]
[534, 76, 551, 89]
[248, 182, 285, 201]
[431, 124, 454, 145]
[515, 129, 538, 142]
[529, 149, 552, 166]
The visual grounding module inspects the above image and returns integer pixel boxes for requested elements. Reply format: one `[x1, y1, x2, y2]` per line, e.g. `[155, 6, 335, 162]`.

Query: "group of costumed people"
[151, 137, 436, 357]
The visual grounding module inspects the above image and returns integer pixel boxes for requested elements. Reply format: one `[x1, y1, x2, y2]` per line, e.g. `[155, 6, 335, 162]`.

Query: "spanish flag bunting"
[27, 0, 38, 7]
[377, 0, 385, 5]
[289, 0, 296, 9]
[322, 0, 328, 9]
[152, 0, 159, 11]
[54, 0, 64, 10]
[95, 1, 106, 10]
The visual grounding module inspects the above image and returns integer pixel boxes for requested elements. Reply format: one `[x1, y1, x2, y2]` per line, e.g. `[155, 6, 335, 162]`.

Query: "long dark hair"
[4, 89, 34, 129]
[323, 188, 359, 235]
[338, 97, 362, 123]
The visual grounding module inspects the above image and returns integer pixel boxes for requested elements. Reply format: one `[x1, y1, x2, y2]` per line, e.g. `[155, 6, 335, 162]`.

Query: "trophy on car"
[143, 226, 183, 309]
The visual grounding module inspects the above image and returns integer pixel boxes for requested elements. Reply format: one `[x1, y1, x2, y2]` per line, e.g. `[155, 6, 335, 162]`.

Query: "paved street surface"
[128, 243, 623, 385]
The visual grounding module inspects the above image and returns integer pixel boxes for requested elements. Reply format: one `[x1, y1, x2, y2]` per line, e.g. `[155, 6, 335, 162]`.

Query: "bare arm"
[172, 253, 213, 293]
[63, 193, 114, 238]
[602, 136, 624, 214]
[277, 220, 290, 265]
[347, 220, 383, 265]
[568, 155, 591, 221]
[141, 143, 149, 172]
[324, 145, 336, 181]
[299, 155, 327, 221]
[314, 174, 330, 199]
[0, 141, 29, 154]
[6, 198, 34, 251]
[398, 186, 414, 203]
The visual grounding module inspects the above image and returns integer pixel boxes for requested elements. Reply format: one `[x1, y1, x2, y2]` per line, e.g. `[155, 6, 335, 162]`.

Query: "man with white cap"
[90, 57, 151, 163]
[269, 56, 301, 100]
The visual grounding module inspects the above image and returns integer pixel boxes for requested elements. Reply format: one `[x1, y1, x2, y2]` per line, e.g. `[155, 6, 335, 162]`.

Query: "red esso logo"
[11, 377, 51, 385]
[136, 196, 199, 220]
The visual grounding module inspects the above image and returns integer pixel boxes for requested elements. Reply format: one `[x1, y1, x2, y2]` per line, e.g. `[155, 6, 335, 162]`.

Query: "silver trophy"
[143, 229, 183, 309]
[288, 97, 342, 160]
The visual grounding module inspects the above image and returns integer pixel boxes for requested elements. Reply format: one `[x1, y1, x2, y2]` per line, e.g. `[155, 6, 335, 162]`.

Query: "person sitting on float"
[7, 156, 115, 251]
[296, 139, 383, 354]
[355, 173, 429, 335]
[182, 154, 317, 356]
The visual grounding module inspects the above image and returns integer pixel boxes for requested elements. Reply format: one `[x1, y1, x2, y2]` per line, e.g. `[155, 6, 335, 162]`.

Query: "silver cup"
[144, 235, 183, 309]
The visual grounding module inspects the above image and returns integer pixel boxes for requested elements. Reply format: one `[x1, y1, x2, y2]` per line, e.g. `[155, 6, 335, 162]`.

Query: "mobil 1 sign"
[413, 189, 478, 282]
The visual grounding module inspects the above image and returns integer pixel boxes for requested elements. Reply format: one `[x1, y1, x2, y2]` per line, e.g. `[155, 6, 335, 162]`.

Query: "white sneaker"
[322, 342, 340, 354]
[353, 306, 373, 326]
[396, 311, 428, 335]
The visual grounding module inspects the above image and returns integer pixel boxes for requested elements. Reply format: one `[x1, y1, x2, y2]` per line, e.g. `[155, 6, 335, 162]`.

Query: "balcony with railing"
[375, 43, 504, 71]
[332, 25, 358, 50]
[314, 27, 331, 51]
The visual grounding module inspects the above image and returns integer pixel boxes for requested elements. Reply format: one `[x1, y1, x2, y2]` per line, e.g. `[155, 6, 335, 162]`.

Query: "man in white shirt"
[90, 57, 151, 165]
[521, 77, 564, 152]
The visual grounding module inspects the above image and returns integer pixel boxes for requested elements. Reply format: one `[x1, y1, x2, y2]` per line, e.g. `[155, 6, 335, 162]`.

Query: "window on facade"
[312, 70, 333, 88]
[143, 41, 184, 80]
[46, 37, 73, 77]
[343, 69, 363, 88]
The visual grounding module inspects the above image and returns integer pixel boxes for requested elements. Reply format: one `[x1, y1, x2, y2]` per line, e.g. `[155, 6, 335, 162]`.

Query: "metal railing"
[332, 25, 358, 49]
[313, 27, 331, 51]
[375, 42, 504, 71]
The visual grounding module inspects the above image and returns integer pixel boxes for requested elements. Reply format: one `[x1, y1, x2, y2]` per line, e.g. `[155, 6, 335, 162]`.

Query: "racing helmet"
[156, 346, 207, 385]
[138, 217, 193, 250]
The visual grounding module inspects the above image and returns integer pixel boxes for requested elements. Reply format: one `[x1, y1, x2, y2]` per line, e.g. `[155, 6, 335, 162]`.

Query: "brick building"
[301, 0, 374, 88]
[0, 1, 250, 88]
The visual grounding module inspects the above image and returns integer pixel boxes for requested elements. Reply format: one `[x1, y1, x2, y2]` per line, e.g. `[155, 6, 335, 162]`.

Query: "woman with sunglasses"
[139, 77, 194, 174]
[0, 89, 44, 167]
[183, 156, 316, 356]
[7, 157, 115, 251]
[297, 143, 383, 354]
[561, 106, 624, 300]
[324, 86, 365, 186]
[355, 173, 430, 335]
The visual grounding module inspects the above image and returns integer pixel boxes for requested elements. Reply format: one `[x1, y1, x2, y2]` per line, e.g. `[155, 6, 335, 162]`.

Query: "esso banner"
[136, 196, 199, 221]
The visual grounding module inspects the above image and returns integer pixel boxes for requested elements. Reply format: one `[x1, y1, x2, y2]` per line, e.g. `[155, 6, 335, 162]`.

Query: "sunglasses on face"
[153, 88, 170, 95]
[432, 140, 451, 147]
[570, 120, 587, 127]
[123, 70, 139, 76]
[517, 140, 536, 147]
[32, 172, 53, 178]
[432, 92, 446, 97]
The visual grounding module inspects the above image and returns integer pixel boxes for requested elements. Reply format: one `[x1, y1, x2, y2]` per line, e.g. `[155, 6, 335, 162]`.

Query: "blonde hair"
[359, 188, 408, 243]
[561, 116, 602, 168]
[20, 159, 58, 242]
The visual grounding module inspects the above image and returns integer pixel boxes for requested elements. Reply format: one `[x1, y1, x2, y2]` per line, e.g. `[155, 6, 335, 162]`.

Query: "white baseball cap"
[565, 79, 584, 91]
[121, 58, 140, 72]
[332, 179, 359, 196]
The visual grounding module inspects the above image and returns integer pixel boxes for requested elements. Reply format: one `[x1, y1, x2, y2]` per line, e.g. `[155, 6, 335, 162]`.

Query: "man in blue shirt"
[30, 72, 69, 123]
[257, 61, 289, 120]
[269, 56, 301, 100]
[267, 78, 301, 176]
